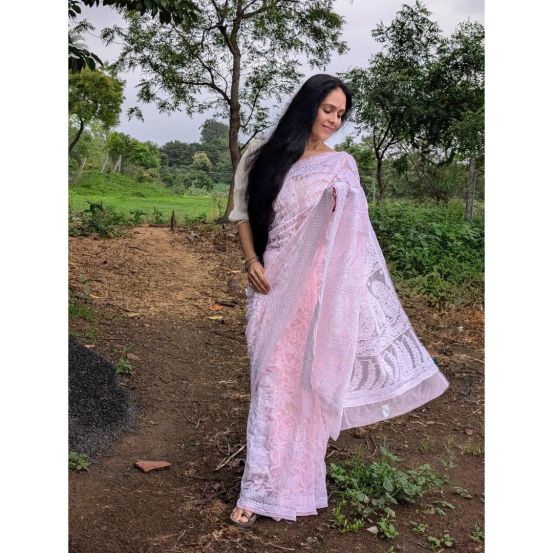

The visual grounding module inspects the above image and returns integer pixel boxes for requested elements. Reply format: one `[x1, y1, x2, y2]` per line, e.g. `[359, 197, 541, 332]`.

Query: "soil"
[69, 224, 484, 553]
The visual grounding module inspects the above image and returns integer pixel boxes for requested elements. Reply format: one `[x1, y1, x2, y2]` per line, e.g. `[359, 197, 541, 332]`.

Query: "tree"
[343, 2, 484, 203]
[343, 1, 444, 200]
[81, 0, 200, 25]
[69, 0, 104, 72]
[68, 68, 125, 153]
[102, 0, 348, 220]
[441, 21, 484, 221]
[191, 152, 213, 172]
[107, 131, 161, 173]
[200, 119, 227, 144]
[69, 0, 202, 72]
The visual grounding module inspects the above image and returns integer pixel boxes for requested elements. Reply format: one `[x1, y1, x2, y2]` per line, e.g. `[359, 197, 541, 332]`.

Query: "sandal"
[229, 508, 258, 527]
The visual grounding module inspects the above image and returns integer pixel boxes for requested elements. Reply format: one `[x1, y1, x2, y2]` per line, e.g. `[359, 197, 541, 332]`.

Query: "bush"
[69, 201, 128, 238]
[368, 200, 484, 306]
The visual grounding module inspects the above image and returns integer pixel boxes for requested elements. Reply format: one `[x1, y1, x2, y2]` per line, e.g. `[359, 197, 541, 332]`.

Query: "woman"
[228, 74, 449, 526]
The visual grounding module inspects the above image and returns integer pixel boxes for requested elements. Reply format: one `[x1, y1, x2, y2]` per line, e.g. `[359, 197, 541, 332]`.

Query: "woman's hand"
[248, 261, 271, 294]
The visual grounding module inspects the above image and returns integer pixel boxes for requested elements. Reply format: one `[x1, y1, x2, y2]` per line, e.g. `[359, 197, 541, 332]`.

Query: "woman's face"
[312, 87, 347, 142]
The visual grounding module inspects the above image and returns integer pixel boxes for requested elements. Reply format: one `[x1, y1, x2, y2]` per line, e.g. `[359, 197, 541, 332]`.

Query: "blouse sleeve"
[228, 139, 262, 223]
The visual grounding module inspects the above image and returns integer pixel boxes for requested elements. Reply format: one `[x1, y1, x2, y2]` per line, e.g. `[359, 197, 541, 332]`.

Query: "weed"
[69, 451, 90, 471]
[440, 435, 457, 471]
[152, 206, 164, 224]
[183, 212, 208, 225]
[377, 516, 398, 539]
[129, 209, 146, 225]
[418, 434, 434, 454]
[463, 440, 484, 456]
[70, 201, 128, 238]
[69, 298, 94, 321]
[410, 521, 428, 534]
[469, 523, 485, 542]
[329, 446, 447, 534]
[334, 499, 364, 533]
[426, 531, 455, 550]
[70, 327, 98, 341]
[433, 500, 455, 510]
[452, 486, 473, 499]
[115, 357, 133, 375]
[423, 504, 446, 516]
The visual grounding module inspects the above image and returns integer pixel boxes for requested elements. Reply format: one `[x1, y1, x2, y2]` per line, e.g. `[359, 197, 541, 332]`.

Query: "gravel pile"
[69, 336, 136, 458]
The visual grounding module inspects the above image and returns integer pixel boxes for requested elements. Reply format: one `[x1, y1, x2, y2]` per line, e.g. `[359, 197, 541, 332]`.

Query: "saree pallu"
[236, 152, 449, 521]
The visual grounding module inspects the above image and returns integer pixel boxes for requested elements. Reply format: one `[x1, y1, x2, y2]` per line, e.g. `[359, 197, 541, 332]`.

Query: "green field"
[69, 171, 229, 223]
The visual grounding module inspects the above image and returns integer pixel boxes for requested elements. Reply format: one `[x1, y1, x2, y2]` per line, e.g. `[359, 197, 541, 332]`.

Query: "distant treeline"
[69, 115, 482, 205]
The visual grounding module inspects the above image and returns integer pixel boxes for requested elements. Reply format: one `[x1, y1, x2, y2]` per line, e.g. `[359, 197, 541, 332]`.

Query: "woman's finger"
[250, 267, 270, 294]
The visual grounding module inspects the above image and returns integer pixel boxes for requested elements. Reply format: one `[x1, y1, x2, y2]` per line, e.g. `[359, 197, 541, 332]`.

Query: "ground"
[68, 224, 484, 553]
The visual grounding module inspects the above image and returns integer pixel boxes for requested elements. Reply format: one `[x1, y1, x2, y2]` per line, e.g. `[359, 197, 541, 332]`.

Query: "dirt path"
[69, 225, 484, 553]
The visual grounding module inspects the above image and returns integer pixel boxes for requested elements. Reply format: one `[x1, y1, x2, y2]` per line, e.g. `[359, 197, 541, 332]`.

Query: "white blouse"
[228, 138, 265, 223]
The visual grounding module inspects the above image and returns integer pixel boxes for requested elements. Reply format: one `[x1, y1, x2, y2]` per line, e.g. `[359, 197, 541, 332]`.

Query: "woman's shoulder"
[333, 150, 357, 168]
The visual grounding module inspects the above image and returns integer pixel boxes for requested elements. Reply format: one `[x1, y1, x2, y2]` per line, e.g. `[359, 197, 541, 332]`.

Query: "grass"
[69, 171, 227, 224]
[69, 298, 95, 321]
[463, 440, 485, 456]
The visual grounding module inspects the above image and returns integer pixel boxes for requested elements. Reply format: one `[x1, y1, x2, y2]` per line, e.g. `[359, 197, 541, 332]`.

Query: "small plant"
[115, 357, 133, 375]
[69, 451, 90, 471]
[433, 500, 455, 510]
[469, 523, 485, 542]
[441, 435, 457, 470]
[424, 504, 446, 516]
[377, 516, 398, 539]
[452, 486, 473, 499]
[426, 532, 455, 550]
[463, 440, 484, 456]
[129, 209, 146, 225]
[152, 206, 164, 224]
[69, 298, 94, 321]
[182, 211, 208, 225]
[418, 434, 434, 454]
[410, 521, 428, 534]
[334, 499, 364, 533]
[426, 535, 442, 550]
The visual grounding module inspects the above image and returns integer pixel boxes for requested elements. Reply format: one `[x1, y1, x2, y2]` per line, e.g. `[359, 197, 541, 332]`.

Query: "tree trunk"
[114, 155, 122, 173]
[78, 157, 87, 177]
[221, 26, 242, 223]
[68, 118, 85, 154]
[170, 210, 176, 231]
[465, 156, 476, 223]
[376, 156, 385, 201]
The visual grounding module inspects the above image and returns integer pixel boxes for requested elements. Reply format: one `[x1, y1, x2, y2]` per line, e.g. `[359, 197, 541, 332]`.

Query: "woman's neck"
[304, 137, 330, 153]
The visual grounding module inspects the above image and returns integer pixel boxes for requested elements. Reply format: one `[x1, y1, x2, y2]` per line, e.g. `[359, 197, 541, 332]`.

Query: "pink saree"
[236, 151, 449, 521]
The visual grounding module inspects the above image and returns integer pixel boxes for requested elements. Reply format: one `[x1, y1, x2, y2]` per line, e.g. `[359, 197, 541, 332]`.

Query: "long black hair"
[244, 74, 353, 265]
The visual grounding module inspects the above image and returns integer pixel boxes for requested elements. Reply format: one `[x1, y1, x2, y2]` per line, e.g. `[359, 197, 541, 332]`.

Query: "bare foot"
[230, 506, 255, 524]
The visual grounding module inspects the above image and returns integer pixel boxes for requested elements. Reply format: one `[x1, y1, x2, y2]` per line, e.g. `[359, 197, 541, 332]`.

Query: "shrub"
[69, 201, 128, 238]
[368, 200, 484, 306]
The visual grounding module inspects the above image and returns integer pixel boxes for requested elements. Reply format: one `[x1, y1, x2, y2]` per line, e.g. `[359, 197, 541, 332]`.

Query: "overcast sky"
[77, 0, 484, 147]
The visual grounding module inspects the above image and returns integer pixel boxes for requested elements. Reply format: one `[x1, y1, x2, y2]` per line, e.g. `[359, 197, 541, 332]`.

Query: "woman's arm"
[237, 221, 271, 295]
